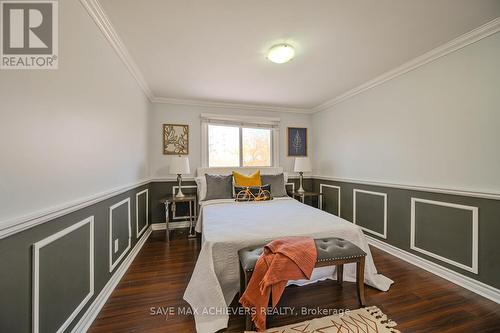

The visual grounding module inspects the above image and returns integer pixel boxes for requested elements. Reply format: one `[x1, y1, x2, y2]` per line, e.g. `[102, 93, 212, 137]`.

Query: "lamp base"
[297, 172, 305, 193]
[176, 174, 185, 198]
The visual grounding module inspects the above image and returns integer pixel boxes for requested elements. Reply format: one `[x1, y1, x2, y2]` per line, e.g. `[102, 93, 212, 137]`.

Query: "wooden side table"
[292, 191, 322, 208]
[159, 194, 197, 242]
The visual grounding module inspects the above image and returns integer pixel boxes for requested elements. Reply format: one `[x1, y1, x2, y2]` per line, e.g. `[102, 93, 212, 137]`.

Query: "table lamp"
[293, 157, 311, 194]
[169, 156, 190, 197]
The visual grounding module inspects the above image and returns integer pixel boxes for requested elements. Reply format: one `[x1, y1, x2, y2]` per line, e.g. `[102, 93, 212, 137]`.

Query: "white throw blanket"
[184, 198, 393, 333]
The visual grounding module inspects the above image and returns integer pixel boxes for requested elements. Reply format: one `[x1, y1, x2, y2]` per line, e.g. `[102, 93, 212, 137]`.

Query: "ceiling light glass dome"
[267, 44, 295, 64]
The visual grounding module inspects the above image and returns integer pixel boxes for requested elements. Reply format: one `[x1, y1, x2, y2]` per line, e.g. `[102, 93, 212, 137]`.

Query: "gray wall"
[0, 184, 150, 333]
[313, 178, 500, 289]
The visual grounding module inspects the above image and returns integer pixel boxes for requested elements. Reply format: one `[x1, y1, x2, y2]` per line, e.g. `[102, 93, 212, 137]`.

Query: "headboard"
[196, 166, 284, 177]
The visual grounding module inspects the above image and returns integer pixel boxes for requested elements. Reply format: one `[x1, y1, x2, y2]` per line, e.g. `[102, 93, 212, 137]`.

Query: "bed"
[183, 167, 393, 333]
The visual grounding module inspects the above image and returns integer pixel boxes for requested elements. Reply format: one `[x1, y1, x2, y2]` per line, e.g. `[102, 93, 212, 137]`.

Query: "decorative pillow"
[234, 184, 272, 201]
[232, 170, 262, 187]
[194, 176, 207, 201]
[204, 174, 233, 200]
[261, 174, 288, 197]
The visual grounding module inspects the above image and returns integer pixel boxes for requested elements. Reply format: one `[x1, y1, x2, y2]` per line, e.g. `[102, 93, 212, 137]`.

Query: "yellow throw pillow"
[233, 170, 262, 187]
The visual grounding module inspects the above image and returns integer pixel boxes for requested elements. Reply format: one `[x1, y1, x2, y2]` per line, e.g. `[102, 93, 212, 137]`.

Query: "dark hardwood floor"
[88, 230, 500, 332]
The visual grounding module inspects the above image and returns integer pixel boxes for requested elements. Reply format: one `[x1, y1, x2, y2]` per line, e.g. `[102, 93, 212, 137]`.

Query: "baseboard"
[151, 223, 166, 230]
[366, 235, 500, 304]
[71, 225, 152, 333]
[151, 221, 190, 230]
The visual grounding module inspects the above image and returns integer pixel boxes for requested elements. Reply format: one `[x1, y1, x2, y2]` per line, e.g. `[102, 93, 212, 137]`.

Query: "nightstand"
[292, 191, 322, 208]
[159, 194, 197, 242]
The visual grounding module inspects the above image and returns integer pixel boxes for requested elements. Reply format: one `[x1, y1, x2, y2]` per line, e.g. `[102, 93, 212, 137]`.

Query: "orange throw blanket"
[239, 237, 317, 331]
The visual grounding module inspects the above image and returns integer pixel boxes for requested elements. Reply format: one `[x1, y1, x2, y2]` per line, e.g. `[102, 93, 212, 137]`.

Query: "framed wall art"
[287, 127, 307, 157]
[163, 124, 189, 155]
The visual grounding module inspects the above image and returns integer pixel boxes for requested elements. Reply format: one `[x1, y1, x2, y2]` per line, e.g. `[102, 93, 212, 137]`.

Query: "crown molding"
[313, 17, 500, 113]
[79, 0, 154, 101]
[151, 97, 312, 114]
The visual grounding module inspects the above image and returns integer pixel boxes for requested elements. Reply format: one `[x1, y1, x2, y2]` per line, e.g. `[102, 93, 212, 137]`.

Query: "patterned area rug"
[246, 306, 401, 333]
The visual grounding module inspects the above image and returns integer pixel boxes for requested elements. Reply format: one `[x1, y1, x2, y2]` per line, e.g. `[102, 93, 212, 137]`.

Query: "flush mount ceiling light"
[267, 44, 295, 64]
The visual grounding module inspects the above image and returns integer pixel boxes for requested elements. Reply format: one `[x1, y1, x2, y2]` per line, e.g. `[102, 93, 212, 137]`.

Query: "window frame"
[201, 113, 280, 168]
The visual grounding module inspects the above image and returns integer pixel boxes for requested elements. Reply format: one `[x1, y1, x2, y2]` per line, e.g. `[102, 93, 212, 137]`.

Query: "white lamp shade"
[169, 156, 190, 174]
[294, 157, 312, 172]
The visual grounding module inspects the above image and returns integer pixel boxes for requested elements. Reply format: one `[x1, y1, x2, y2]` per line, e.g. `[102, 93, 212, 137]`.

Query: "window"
[208, 124, 240, 167]
[208, 125, 272, 167]
[242, 128, 271, 167]
[202, 114, 279, 168]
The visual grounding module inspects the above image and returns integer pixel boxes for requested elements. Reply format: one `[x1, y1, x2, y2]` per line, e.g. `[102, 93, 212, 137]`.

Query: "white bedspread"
[184, 198, 393, 333]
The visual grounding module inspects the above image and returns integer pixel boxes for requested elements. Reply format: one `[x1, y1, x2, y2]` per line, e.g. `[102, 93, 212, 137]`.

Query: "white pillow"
[195, 176, 207, 201]
[283, 172, 289, 183]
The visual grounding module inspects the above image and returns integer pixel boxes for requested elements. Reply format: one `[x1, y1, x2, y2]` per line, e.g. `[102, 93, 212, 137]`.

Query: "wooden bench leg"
[244, 271, 254, 331]
[239, 262, 245, 297]
[356, 256, 366, 307]
[239, 261, 253, 330]
[336, 264, 344, 285]
[245, 311, 253, 331]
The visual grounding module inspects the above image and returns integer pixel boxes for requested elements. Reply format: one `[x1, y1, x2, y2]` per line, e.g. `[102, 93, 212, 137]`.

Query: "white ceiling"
[99, 0, 500, 110]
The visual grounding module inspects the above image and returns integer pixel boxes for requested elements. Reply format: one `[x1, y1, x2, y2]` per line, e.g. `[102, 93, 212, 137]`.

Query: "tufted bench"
[238, 237, 367, 330]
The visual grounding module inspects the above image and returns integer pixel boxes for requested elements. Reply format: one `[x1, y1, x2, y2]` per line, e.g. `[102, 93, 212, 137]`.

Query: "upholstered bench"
[238, 237, 367, 330]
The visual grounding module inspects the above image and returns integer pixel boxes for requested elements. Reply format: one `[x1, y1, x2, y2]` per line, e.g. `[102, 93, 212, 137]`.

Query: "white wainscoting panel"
[319, 184, 341, 216]
[353, 189, 387, 239]
[32, 216, 94, 333]
[109, 198, 131, 272]
[135, 189, 149, 238]
[410, 198, 479, 274]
